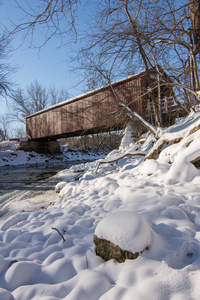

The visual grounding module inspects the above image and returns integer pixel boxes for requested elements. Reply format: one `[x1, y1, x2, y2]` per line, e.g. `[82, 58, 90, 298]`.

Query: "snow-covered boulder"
[55, 181, 67, 193]
[94, 211, 152, 263]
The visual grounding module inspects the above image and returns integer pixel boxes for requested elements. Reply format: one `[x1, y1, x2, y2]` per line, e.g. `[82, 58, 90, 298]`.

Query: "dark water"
[0, 164, 70, 193]
[0, 163, 84, 220]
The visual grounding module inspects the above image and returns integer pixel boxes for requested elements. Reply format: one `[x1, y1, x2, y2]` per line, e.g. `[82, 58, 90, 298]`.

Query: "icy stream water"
[0, 164, 78, 222]
[0, 164, 66, 190]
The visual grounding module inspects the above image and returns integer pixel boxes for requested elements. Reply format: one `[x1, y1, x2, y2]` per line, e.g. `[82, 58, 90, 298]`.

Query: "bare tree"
[7, 0, 200, 132]
[49, 86, 69, 105]
[27, 81, 49, 113]
[0, 114, 10, 140]
[189, 0, 200, 54]
[10, 81, 48, 123]
[0, 0, 15, 96]
[10, 0, 79, 48]
[152, 0, 200, 102]
[0, 33, 14, 97]
[78, 0, 200, 120]
[76, 1, 171, 127]
[10, 125, 26, 139]
[10, 81, 69, 124]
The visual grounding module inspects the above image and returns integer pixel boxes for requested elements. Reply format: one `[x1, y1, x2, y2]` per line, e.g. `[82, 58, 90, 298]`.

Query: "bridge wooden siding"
[26, 71, 173, 140]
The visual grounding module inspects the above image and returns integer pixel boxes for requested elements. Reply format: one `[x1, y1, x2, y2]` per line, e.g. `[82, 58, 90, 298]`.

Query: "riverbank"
[0, 142, 106, 222]
[0, 167, 81, 224]
[1, 111, 200, 299]
[0, 140, 107, 167]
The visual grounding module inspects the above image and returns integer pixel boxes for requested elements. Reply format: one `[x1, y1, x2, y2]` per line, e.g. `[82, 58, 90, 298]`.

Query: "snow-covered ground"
[0, 141, 105, 167]
[1, 111, 200, 299]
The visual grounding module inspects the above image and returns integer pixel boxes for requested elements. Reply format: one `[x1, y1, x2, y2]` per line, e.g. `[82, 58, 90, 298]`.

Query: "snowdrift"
[0, 110, 200, 299]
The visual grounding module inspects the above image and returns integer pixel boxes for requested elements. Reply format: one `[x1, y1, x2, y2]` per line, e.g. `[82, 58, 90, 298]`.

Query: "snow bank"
[1, 111, 200, 299]
[0, 141, 106, 167]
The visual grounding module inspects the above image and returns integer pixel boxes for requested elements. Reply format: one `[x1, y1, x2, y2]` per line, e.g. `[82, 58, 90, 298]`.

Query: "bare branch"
[52, 227, 65, 243]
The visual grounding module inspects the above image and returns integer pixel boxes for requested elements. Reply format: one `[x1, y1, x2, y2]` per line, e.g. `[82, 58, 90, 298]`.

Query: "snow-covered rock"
[94, 235, 140, 263]
[94, 211, 152, 262]
[55, 181, 67, 193]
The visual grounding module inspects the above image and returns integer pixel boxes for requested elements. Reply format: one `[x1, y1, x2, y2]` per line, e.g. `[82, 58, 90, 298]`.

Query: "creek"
[0, 163, 80, 222]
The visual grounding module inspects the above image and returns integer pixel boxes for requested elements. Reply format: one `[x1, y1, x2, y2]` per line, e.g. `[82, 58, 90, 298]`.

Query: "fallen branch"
[189, 124, 200, 135]
[52, 227, 65, 243]
[95, 151, 146, 173]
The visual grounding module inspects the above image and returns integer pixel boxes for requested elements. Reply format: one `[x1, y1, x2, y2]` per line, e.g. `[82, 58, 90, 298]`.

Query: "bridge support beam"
[19, 139, 61, 154]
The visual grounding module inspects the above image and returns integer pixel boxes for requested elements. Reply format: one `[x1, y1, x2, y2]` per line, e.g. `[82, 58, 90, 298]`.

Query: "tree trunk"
[189, 0, 200, 55]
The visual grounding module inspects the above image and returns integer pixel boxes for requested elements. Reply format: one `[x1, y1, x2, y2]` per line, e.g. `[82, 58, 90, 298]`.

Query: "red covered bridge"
[26, 70, 175, 141]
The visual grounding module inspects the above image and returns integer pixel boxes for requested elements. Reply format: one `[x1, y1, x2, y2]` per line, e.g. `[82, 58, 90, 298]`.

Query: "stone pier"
[19, 139, 61, 154]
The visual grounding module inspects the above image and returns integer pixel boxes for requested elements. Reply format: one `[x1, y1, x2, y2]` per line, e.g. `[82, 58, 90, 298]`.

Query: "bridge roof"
[26, 70, 146, 119]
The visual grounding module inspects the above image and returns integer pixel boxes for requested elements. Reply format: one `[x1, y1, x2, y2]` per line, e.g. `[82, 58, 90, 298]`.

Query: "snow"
[119, 123, 133, 151]
[55, 181, 68, 193]
[0, 141, 105, 167]
[1, 110, 200, 299]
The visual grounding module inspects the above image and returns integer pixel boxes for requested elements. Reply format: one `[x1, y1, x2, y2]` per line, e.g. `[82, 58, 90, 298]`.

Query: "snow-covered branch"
[118, 101, 158, 137]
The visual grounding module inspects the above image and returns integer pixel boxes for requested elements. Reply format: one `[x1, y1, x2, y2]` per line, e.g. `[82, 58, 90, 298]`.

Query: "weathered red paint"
[26, 71, 174, 140]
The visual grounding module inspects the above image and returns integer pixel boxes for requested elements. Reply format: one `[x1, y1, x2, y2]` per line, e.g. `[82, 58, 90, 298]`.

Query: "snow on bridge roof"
[26, 71, 146, 119]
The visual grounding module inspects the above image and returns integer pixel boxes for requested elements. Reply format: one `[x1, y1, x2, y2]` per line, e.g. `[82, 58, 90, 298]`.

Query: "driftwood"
[189, 124, 200, 135]
[95, 124, 200, 171]
[145, 138, 183, 160]
[95, 151, 146, 173]
[146, 124, 200, 160]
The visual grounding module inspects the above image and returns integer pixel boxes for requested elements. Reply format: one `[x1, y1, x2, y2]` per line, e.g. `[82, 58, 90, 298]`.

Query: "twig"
[52, 227, 65, 243]
[8, 260, 18, 268]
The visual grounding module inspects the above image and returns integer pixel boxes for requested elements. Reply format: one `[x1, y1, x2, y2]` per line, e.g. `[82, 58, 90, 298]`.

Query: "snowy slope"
[0, 141, 106, 167]
[1, 111, 200, 299]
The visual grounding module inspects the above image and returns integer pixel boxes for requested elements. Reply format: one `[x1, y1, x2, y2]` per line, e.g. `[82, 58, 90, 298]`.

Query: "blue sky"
[0, 0, 86, 116]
